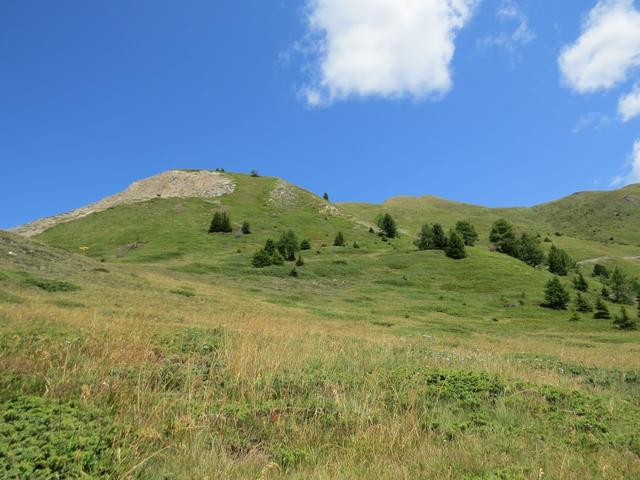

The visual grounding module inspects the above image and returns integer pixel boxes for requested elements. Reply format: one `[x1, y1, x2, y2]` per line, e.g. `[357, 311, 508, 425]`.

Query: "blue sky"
[2, 0, 640, 229]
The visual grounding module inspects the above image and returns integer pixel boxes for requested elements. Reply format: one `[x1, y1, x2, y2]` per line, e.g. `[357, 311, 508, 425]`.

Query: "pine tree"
[377, 214, 398, 238]
[264, 239, 276, 255]
[300, 239, 311, 250]
[547, 245, 573, 276]
[414, 224, 435, 250]
[368, 227, 375, 234]
[352, 241, 360, 249]
[208, 211, 232, 233]
[289, 266, 299, 278]
[601, 286, 610, 300]
[593, 264, 609, 278]
[334, 232, 346, 247]
[455, 221, 479, 246]
[432, 224, 448, 250]
[610, 267, 631, 304]
[575, 293, 593, 313]
[445, 231, 467, 260]
[543, 277, 570, 310]
[593, 298, 611, 319]
[489, 219, 518, 256]
[295, 255, 304, 267]
[323, 192, 329, 201]
[250, 169, 260, 177]
[516, 233, 545, 267]
[573, 273, 589, 292]
[277, 230, 299, 261]
[252, 249, 272, 268]
[271, 251, 285, 265]
[241, 221, 251, 234]
[613, 308, 637, 330]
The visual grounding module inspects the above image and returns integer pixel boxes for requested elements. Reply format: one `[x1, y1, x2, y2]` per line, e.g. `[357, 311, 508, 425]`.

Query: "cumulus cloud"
[559, 0, 640, 93]
[301, 0, 478, 106]
[618, 84, 640, 121]
[477, 0, 535, 56]
[611, 140, 640, 186]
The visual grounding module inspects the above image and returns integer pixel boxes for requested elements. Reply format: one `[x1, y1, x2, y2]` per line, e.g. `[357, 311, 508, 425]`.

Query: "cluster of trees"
[209, 212, 251, 235]
[414, 221, 476, 260]
[543, 269, 639, 330]
[252, 230, 310, 271]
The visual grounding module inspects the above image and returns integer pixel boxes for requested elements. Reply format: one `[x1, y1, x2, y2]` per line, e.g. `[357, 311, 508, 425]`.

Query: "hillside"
[2, 171, 640, 478]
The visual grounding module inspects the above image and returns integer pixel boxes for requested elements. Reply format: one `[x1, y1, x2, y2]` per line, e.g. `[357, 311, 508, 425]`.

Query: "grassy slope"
[1, 175, 639, 477]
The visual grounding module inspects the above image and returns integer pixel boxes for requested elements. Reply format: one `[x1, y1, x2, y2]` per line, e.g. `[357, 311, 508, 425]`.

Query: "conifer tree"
[377, 214, 398, 238]
[414, 224, 435, 250]
[573, 273, 589, 292]
[296, 255, 304, 267]
[264, 239, 276, 255]
[455, 221, 479, 246]
[323, 192, 329, 201]
[593, 264, 609, 278]
[289, 266, 299, 278]
[352, 241, 360, 249]
[610, 267, 631, 304]
[208, 211, 232, 233]
[445, 231, 467, 259]
[593, 298, 611, 319]
[489, 219, 518, 256]
[252, 249, 272, 268]
[334, 232, 346, 247]
[569, 311, 581, 322]
[601, 286, 610, 300]
[271, 250, 285, 265]
[300, 239, 311, 250]
[575, 293, 593, 313]
[241, 221, 251, 234]
[516, 233, 545, 267]
[637, 293, 640, 321]
[613, 308, 637, 330]
[543, 277, 570, 310]
[431, 224, 448, 250]
[547, 245, 574, 276]
[277, 230, 299, 261]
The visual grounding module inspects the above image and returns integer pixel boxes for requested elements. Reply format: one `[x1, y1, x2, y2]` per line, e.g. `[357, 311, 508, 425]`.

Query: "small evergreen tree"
[300, 239, 311, 250]
[489, 219, 518, 256]
[352, 241, 360, 249]
[432, 224, 448, 250]
[277, 230, 299, 261]
[271, 251, 285, 265]
[613, 307, 637, 330]
[610, 267, 631, 304]
[377, 213, 398, 238]
[323, 192, 329, 201]
[593, 298, 611, 319]
[593, 264, 609, 278]
[368, 227, 375, 234]
[250, 169, 260, 177]
[569, 311, 581, 322]
[516, 233, 545, 267]
[295, 255, 304, 267]
[209, 211, 232, 233]
[455, 221, 479, 246]
[334, 232, 346, 247]
[264, 239, 276, 255]
[252, 249, 272, 268]
[573, 273, 589, 292]
[547, 245, 574, 276]
[543, 277, 570, 310]
[241, 221, 251, 234]
[575, 293, 593, 313]
[445, 231, 467, 260]
[637, 293, 640, 321]
[289, 266, 298, 278]
[414, 224, 435, 250]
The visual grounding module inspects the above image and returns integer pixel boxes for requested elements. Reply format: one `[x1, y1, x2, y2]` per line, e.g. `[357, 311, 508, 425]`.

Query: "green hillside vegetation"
[2, 172, 640, 478]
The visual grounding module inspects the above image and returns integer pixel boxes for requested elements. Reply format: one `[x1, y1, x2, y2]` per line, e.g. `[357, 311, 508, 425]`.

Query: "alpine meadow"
[1, 170, 639, 479]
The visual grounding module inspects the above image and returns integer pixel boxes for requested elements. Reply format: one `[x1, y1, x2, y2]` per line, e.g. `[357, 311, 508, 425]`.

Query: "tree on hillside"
[516, 233, 545, 267]
[241, 221, 251, 234]
[415, 224, 435, 250]
[296, 255, 304, 267]
[334, 232, 346, 247]
[610, 267, 632, 304]
[613, 308, 637, 331]
[489, 219, 518, 256]
[575, 293, 593, 313]
[277, 230, 299, 261]
[271, 250, 285, 265]
[432, 224, 448, 250]
[445, 231, 467, 260]
[543, 277, 570, 310]
[593, 298, 611, 319]
[252, 249, 272, 268]
[601, 286, 611, 300]
[250, 169, 260, 177]
[264, 239, 276, 255]
[289, 266, 299, 278]
[593, 264, 609, 278]
[377, 214, 398, 238]
[637, 293, 640, 320]
[300, 239, 311, 250]
[209, 211, 232, 233]
[573, 273, 589, 292]
[455, 221, 479, 246]
[547, 245, 574, 276]
[323, 192, 329, 201]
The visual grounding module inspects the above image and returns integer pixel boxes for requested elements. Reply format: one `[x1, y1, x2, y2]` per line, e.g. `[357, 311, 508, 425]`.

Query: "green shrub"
[300, 239, 311, 250]
[252, 249, 272, 268]
[208, 211, 232, 233]
[23, 277, 80, 292]
[334, 232, 345, 247]
[241, 221, 251, 234]
[455, 220, 479, 246]
[170, 288, 196, 297]
[445, 231, 467, 260]
[543, 277, 570, 310]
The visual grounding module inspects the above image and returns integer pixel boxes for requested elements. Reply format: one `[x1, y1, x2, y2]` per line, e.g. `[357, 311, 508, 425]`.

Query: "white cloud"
[618, 84, 640, 121]
[559, 0, 640, 93]
[611, 140, 640, 186]
[572, 112, 611, 134]
[301, 0, 478, 106]
[477, 0, 535, 55]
